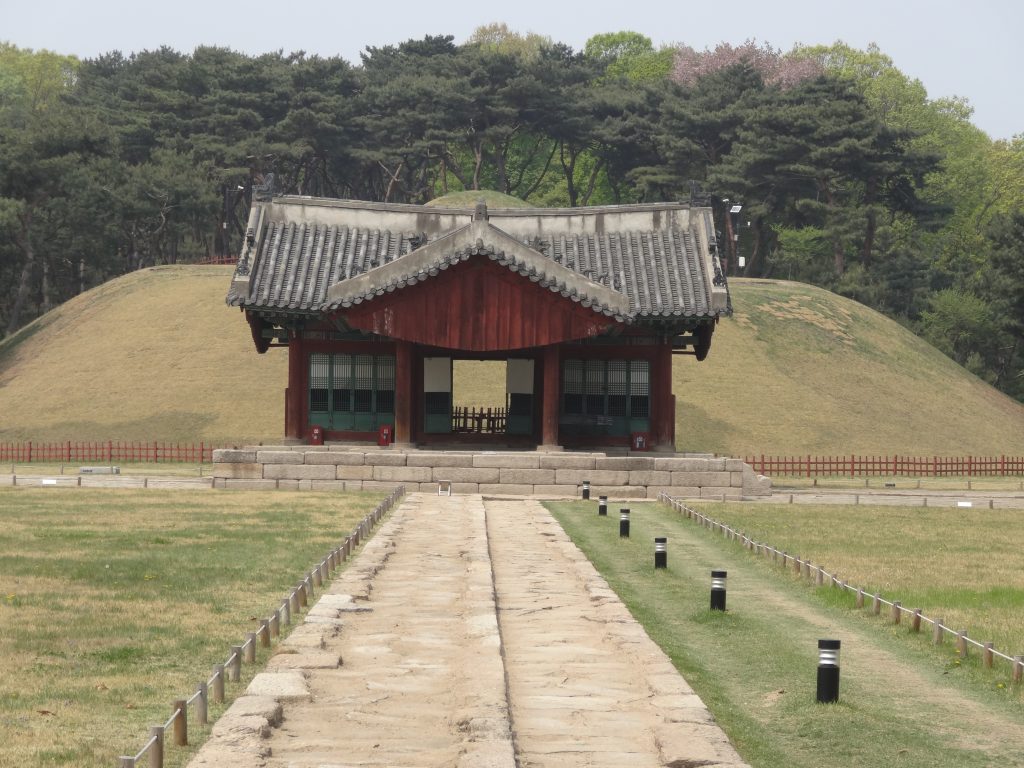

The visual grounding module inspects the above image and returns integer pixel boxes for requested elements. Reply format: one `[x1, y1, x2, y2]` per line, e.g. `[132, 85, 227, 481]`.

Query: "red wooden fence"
[0, 441, 221, 464]
[745, 455, 1024, 477]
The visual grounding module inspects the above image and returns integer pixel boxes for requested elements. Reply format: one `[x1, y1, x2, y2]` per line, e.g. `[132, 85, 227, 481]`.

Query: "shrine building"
[226, 195, 730, 450]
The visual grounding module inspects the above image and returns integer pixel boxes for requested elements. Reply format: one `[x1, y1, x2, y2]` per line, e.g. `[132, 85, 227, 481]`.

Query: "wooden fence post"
[172, 699, 187, 746]
[282, 598, 291, 626]
[957, 631, 968, 659]
[229, 646, 242, 681]
[118, 756, 135, 767]
[258, 620, 270, 648]
[270, 609, 280, 638]
[912, 609, 922, 632]
[933, 619, 944, 645]
[244, 633, 257, 663]
[1014, 656, 1023, 684]
[856, 588, 864, 608]
[212, 665, 225, 703]
[983, 642, 993, 669]
[872, 593, 881, 615]
[195, 681, 208, 726]
[149, 724, 164, 768]
[891, 601, 901, 624]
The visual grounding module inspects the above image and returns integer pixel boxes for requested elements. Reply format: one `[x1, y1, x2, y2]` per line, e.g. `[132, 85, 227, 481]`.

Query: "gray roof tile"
[227, 198, 729, 323]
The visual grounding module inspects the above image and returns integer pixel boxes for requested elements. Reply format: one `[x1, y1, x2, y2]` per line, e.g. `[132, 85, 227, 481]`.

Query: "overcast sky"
[3, 0, 1020, 140]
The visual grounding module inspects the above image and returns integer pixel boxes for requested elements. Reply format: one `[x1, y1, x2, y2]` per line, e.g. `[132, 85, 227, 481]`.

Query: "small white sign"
[41, 478, 57, 486]
[956, 501, 973, 508]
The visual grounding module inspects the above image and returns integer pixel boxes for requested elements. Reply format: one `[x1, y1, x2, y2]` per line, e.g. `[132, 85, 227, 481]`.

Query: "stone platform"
[212, 446, 771, 499]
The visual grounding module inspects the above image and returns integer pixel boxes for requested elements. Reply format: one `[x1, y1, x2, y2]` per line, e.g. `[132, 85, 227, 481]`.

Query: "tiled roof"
[227, 198, 729, 323]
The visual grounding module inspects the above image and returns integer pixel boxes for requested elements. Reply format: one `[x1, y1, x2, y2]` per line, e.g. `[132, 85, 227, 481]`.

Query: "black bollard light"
[654, 537, 667, 569]
[816, 639, 841, 703]
[598, 495, 608, 516]
[582, 480, 591, 500]
[710, 570, 727, 611]
[619, 508, 630, 538]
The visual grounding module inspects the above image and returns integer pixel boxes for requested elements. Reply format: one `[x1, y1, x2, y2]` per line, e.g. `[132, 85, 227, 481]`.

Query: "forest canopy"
[1, 32, 1022, 401]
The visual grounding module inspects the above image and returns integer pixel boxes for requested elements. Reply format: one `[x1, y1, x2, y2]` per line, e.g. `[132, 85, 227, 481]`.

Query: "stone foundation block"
[223, 479, 279, 490]
[323, 452, 366, 465]
[256, 450, 304, 465]
[264, 464, 337, 481]
[310, 480, 348, 491]
[653, 457, 706, 471]
[372, 465, 432, 482]
[337, 465, 374, 480]
[212, 477, 226, 489]
[276, 479, 299, 491]
[369, 452, 407, 466]
[554, 469, 629, 486]
[472, 454, 541, 468]
[596, 457, 654, 471]
[433, 467, 500, 483]
[532, 484, 577, 497]
[212, 449, 257, 463]
[593, 485, 648, 499]
[245, 672, 310, 702]
[539, 454, 597, 470]
[406, 452, 475, 467]
[359, 481, 405, 493]
[212, 462, 263, 479]
[303, 452, 351, 465]
[730, 472, 744, 487]
[628, 470, 671, 486]
[671, 471, 732, 487]
[725, 458, 747, 471]
[479, 484, 534, 496]
[451, 482, 480, 494]
[499, 468, 555, 485]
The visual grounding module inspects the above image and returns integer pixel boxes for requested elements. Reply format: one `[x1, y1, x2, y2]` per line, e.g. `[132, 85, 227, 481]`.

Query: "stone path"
[189, 493, 747, 767]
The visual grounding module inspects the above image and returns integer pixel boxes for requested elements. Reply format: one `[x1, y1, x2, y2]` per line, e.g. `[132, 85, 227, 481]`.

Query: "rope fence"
[115, 485, 405, 767]
[657, 492, 1024, 683]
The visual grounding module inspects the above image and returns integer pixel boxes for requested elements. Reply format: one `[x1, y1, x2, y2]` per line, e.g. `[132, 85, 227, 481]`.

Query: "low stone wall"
[212, 447, 771, 500]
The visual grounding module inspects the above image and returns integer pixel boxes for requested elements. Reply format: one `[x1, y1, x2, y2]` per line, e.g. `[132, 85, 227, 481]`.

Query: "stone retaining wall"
[212, 447, 772, 499]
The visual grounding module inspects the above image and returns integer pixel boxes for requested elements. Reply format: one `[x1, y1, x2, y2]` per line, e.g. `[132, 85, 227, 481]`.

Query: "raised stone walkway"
[189, 493, 748, 768]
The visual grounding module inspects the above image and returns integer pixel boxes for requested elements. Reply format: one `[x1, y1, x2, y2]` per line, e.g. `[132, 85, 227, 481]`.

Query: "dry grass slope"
[677, 279, 1024, 455]
[0, 266, 288, 444]
[1, 270, 1022, 454]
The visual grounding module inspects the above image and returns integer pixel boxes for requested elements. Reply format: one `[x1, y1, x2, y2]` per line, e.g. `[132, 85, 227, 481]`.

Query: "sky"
[2, 0, 1021, 140]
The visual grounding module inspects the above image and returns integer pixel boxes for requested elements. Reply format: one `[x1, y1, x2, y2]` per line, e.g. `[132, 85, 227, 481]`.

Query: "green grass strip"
[547, 500, 1024, 768]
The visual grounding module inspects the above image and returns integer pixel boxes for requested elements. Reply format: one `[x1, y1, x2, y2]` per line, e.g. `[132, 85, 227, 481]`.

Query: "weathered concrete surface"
[487, 498, 748, 768]
[262, 493, 514, 768]
[190, 493, 748, 768]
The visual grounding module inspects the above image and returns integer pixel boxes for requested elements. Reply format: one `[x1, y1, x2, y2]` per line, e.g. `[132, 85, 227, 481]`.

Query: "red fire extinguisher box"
[309, 425, 324, 445]
[377, 424, 393, 447]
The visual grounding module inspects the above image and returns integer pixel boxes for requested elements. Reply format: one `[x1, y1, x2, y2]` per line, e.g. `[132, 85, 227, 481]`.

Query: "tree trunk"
[6, 211, 37, 337]
[41, 255, 52, 313]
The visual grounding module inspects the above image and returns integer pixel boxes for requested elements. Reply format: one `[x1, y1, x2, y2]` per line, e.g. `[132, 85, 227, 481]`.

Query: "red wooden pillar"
[394, 340, 413, 445]
[286, 332, 305, 440]
[541, 344, 560, 447]
[650, 340, 675, 450]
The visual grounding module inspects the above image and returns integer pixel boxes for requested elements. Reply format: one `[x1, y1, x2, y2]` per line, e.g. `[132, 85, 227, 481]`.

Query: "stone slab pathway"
[189, 493, 746, 768]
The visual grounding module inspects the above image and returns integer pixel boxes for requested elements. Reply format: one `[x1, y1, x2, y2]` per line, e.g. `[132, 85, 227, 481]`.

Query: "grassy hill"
[1, 268, 1022, 454]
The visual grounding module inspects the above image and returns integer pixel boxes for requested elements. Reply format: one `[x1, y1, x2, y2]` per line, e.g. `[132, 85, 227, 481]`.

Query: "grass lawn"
[548, 500, 1024, 768]
[696, 500, 1024, 658]
[0, 487, 385, 768]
